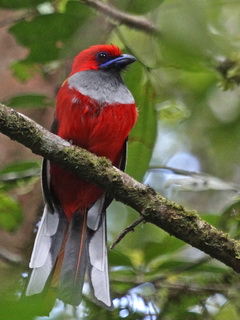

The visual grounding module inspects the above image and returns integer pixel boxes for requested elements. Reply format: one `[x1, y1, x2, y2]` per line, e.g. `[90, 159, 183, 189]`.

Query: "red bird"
[25, 44, 137, 309]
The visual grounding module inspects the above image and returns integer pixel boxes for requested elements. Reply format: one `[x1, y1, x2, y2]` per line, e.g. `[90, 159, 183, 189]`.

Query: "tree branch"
[1, 103, 240, 273]
[110, 217, 145, 249]
[81, 0, 160, 35]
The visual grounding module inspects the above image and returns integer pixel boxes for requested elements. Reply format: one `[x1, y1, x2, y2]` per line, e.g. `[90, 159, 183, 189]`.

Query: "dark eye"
[97, 52, 110, 63]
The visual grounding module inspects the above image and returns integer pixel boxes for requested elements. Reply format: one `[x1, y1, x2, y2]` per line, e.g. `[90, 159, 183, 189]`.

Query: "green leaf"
[0, 161, 41, 192]
[0, 0, 52, 9]
[9, 8, 90, 63]
[158, 0, 219, 71]
[5, 94, 53, 109]
[108, 250, 134, 267]
[11, 61, 39, 82]
[113, 26, 160, 68]
[143, 237, 185, 264]
[158, 260, 226, 274]
[216, 303, 239, 320]
[111, 268, 137, 282]
[10, 14, 73, 62]
[113, 0, 163, 14]
[111, 280, 133, 295]
[157, 101, 190, 123]
[0, 161, 41, 175]
[0, 192, 23, 231]
[124, 65, 157, 181]
[0, 297, 54, 320]
[164, 294, 203, 320]
[65, 0, 90, 17]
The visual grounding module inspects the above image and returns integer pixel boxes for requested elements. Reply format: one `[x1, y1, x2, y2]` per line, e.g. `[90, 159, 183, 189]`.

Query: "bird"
[25, 44, 138, 309]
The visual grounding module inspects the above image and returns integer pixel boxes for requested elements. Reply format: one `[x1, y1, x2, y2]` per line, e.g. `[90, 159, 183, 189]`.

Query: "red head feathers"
[70, 44, 122, 74]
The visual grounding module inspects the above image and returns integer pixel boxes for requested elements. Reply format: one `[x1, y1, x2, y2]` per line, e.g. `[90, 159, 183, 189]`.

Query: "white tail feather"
[26, 204, 67, 296]
[88, 214, 106, 271]
[87, 194, 105, 230]
[88, 213, 112, 308]
[29, 205, 59, 268]
[26, 252, 53, 295]
[90, 261, 111, 307]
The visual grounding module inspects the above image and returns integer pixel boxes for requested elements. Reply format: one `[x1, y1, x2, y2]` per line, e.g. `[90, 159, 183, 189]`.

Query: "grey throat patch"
[68, 70, 135, 105]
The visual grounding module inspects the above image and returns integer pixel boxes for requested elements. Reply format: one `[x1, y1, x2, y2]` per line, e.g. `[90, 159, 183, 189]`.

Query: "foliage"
[1, 0, 240, 319]
[4, 94, 54, 109]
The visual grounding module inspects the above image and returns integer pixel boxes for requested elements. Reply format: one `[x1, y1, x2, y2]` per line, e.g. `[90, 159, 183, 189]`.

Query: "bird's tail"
[25, 203, 113, 309]
[55, 212, 88, 305]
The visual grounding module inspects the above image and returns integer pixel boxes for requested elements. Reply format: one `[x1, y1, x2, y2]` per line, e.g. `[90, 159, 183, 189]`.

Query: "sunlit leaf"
[0, 192, 23, 231]
[11, 61, 39, 82]
[157, 101, 190, 123]
[216, 303, 239, 320]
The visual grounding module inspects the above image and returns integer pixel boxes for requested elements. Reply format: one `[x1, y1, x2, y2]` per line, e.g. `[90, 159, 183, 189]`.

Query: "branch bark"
[1, 103, 240, 273]
[81, 0, 160, 35]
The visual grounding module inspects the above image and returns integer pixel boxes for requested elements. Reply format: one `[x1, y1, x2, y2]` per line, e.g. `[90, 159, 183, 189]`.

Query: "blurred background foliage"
[1, 0, 240, 319]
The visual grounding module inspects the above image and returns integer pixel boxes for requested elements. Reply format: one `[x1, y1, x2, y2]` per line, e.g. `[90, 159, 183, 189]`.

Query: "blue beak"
[100, 54, 136, 69]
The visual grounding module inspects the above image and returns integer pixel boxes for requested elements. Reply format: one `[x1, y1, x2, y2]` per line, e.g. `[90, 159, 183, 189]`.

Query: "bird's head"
[70, 44, 136, 75]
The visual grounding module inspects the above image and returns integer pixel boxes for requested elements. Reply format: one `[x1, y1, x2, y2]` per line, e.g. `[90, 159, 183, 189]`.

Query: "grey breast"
[68, 70, 135, 105]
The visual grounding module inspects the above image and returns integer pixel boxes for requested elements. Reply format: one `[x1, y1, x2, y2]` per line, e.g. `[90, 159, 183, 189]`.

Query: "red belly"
[50, 88, 137, 220]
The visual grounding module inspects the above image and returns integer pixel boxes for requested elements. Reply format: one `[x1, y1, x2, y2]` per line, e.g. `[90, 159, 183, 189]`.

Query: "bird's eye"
[97, 52, 110, 63]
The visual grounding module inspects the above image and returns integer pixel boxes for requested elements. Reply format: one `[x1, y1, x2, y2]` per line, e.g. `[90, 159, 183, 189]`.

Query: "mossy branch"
[1, 103, 240, 273]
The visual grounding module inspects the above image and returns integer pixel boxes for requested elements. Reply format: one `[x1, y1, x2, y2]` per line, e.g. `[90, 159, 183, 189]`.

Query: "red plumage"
[51, 81, 137, 218]
[26, 44, 137, 308]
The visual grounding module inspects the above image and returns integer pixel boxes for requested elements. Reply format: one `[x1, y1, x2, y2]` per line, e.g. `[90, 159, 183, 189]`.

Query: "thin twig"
[110, 217, 145, 249]
[81, 0, 160, 35]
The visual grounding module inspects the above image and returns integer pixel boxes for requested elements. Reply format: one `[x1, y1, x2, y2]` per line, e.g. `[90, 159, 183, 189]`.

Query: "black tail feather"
[57, 213, 88, 306]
